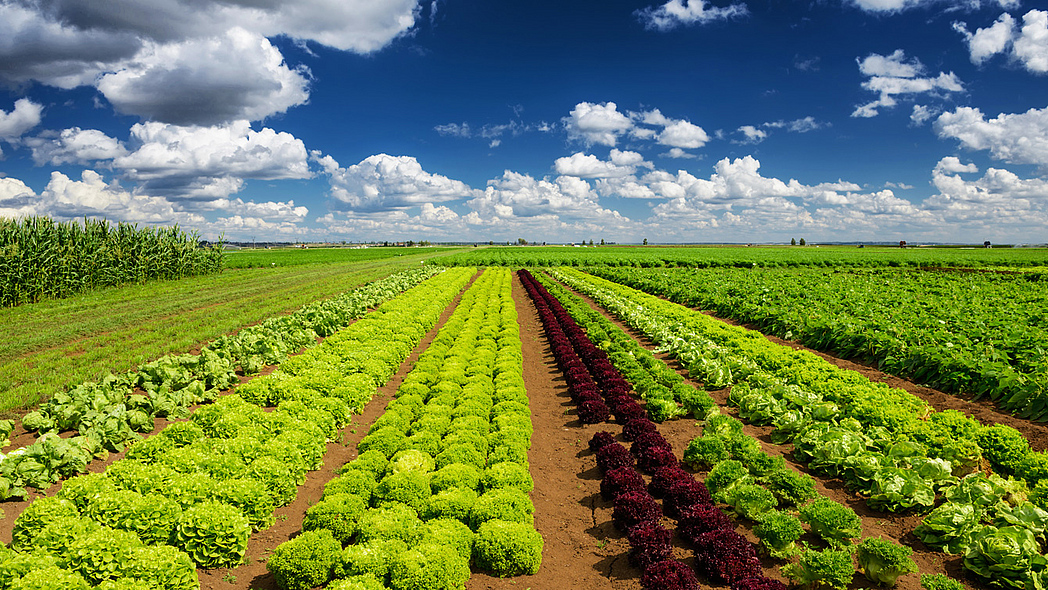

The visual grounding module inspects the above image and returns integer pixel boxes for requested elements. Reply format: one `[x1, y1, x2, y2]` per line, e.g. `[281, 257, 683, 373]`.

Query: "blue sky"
[1, 0, 1047, 244]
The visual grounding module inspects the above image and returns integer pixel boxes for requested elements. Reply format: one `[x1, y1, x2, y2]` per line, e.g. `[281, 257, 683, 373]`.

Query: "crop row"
[530, 271, 714, 422]
[265, 268, 542, 590]
[0, 267, 475, 590]
[589, 266, 1048, 421]
[549, 267, 1048, 590]
[2, 266, 444, 500]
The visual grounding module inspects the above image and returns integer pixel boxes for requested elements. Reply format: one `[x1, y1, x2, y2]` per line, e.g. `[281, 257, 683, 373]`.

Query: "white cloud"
[736, 125, 768, 144]
[0, 98, 43, 141]
[955, 13, 1015, 64]
[848, 0, 1017, 13]
[434, 122, 471, 137]
[210, 198, 309, 222]
[26, 127, 128, 166]
[853, 50, 963, 118]
[911, 104, 939, 125]
[2, 169, 205, 223]
[658, 119, 709, 149]
[554, 151, 648, 179]
[1014, 10, 1048, 73]
[96, 28, 310, 126]
[635, 109, 673, 127]
[564, 102, 634, 147]
[0, 4, 141, 88]
[935, 105, 1048, 166]
[955, 10, 1048, 74]
[764, 116, 824, 133]
[1, 0, 421, 123]
[114, 120, 311, 200]
[0, 176, 38, 217]
[636, 0, 748, 31]
[314, 152, 478, 211]
[663, 147, 699, 159]
[935, 156, 979, 174]
[923, 166, 1048, 232]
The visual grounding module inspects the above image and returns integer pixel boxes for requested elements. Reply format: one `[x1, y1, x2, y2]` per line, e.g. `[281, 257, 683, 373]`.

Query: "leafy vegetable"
[267, 529, 341, 590]
[781, 547, 856, 590]
[798, 498, 862, 548]
[963, 525, 1048, 590]
[856, 537, 918, 586]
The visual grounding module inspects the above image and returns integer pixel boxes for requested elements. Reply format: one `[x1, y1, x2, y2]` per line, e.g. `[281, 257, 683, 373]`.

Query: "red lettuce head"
[640, 559, 700, 590]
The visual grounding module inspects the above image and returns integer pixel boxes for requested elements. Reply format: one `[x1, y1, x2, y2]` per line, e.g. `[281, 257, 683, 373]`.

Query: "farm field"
[0, 248, 461, 415]
[1, 247, 1047, 590]
[588, 266, 1048, 421]
[436, 245, 1048, 269]
[224, 246, 459, 268]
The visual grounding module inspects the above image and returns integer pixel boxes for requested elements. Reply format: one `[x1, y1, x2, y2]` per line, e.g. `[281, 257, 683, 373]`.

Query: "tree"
[643, 238, 648, 245]
[799, 238, 806, 246]
[600, 238, 605, 245]
[589, 239, 594, 246]
[517, 238, 527, 245]
[791, 238, 797, 246]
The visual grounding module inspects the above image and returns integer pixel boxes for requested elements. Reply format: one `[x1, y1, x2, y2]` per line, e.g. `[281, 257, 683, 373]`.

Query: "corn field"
[0, 216, 224, 307]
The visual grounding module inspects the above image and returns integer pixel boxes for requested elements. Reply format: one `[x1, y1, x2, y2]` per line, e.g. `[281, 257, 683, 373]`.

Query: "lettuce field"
[0, 245, 1046, 590]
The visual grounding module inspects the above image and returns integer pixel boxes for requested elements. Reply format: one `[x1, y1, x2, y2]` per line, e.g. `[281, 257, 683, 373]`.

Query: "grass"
[223, 245, 458, 268]
[0, 248, 464, 415]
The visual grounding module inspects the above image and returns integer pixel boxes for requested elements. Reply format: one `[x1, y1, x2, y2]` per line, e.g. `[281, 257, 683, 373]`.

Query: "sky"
[1, 0, 1047, 244]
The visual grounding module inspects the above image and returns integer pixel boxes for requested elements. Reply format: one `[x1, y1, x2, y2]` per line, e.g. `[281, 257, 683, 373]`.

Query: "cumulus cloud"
[0, 169, 205, 223]
[0, 176, 39, 217]
[1, 0, 422, 123]
[554, 152, 643, 178]
[935, 156, 979, 174]
[96, 28, 310, 126]
[935, 105, 1048, 166]
[658, 120, 709, 149]
[313, 152, 478, 211]
[0, 98, 43, 142]
[1014, 10, 1048, 73]
[852, 50, 963, 118]
[922, 165, 1048, 233]
[663, 147, 699, 159]
[210, 198, 309, 222]
[955, 10, 1048, 74]
[636, 0, 748, 31]
[114, 120, 311, 200]
[564, 102, 634, 147]
[25, 127, 128, 166]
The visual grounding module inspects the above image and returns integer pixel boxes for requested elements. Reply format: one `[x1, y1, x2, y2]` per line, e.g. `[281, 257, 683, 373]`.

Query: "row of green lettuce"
[0, 267, 475, 590]
[550, 267, 1048, 590]
[266, 268, 543, 590]
[587, 266, 1048, 421]
[1, 266, 443, 500]
[536, 269, 925, 589]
